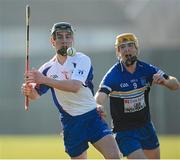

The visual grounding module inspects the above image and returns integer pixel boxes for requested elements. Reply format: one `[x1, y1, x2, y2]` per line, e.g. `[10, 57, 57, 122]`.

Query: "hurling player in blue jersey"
[95, 33, 180, 159]
[21, 22, 122, 159]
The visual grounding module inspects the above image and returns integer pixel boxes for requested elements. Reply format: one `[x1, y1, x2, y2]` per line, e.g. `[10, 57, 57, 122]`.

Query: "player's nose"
[125, 54, 131, 58]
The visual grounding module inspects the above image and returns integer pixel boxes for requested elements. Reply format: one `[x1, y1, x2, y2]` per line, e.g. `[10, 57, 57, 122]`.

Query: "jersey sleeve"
[35, 64, 51, 96]
[98, 70, 113, 95]
[148, 64, 169, 84]
[71, 55, 91, 84]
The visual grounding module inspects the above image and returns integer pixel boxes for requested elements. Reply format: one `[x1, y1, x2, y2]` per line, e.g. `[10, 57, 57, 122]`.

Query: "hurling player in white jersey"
[95, 33, 180, 159]
[21, 22, 122, 159]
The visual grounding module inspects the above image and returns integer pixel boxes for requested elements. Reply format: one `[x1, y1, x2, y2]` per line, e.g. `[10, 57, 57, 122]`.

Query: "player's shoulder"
[137, 60, 160, 75]
[104, 61, 120, 76]
[71, 51, 91, 62]
[39, 56, 56, 71]
[75, 51, 90, 59]
[137, 60, 155, 68]
[110, 61, 122, 72]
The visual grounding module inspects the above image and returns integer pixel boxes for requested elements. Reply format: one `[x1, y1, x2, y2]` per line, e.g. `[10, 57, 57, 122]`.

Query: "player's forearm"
[164, 76, 180, 90]
[42, 76, 81, 92]
[95, 92, 108, 106]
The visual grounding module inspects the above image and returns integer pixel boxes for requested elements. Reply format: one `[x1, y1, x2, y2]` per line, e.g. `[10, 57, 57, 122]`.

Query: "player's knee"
[127, 149, 147, 159]
[106, 150, 123, 159]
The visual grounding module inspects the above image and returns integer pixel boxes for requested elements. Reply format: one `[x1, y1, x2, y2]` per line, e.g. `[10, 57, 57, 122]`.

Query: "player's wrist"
[41, 75, 49, 84]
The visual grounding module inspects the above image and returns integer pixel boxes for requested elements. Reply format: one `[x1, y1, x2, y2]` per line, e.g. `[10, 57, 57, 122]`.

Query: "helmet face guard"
[50, 22, 74, 56]
[115, 33, 139, 66]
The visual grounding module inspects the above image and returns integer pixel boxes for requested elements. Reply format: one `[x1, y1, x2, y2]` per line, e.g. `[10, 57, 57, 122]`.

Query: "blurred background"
[0, 0, 180, 158]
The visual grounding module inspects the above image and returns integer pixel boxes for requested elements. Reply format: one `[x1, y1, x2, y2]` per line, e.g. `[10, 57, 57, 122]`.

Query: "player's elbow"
[95, 94, 101, 104]
[95, 92, 107, 105]
[71, 87, 80, 93]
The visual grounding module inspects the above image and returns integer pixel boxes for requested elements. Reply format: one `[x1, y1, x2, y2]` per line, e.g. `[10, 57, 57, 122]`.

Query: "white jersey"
[36, 52, 96, 116]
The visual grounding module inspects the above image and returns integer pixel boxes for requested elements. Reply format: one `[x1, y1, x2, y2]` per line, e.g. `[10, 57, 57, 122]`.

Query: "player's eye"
[119, 44, 126, 49]
[119, 42, 135, 49]
[127, 42, 135, 47]
[56, 35, 63, 40]
[55, 32, 63, 40]
[66, 34, 72, 39]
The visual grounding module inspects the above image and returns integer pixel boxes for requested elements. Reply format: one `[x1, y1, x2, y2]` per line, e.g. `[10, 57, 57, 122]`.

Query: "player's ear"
[116, 46, 121, 54]
[115, 47, 120, 58]
[50, 37, 55, 47]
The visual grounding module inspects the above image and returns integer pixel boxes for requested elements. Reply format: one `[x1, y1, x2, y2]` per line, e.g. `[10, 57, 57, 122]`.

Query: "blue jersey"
[99, 60, 168, 131]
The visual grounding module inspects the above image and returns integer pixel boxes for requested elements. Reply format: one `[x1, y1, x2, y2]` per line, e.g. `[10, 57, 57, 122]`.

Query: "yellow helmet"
[115, 33, 139, 49]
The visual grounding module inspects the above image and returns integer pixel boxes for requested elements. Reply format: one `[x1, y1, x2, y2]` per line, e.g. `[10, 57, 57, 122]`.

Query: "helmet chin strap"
[57, 46, 68, 56]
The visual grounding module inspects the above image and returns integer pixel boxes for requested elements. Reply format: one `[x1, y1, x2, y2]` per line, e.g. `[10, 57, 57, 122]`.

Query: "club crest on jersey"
[120, 83, 129, 88]
[78, 70, 84, 75]
[140, 77, 146, 86]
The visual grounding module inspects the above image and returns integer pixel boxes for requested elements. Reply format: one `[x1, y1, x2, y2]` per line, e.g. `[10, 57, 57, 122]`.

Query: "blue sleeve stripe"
[35, 66, 52, 95]
[85, 66, 94, 95]
[42, 66, 52, 76]
[35, 84, 49, 96]
[50, 88, 65, 114]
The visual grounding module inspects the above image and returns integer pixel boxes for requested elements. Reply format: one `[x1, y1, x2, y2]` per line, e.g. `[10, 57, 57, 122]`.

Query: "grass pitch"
[0, 135, 180, 159]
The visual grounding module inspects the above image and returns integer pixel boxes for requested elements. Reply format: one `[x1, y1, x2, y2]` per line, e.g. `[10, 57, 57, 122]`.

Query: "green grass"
[0, 135, 180, 159]
[159, 135, 180, 159]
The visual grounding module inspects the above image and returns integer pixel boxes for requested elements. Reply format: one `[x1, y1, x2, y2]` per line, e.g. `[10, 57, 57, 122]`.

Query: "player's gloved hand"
[96, 105, 106, 120]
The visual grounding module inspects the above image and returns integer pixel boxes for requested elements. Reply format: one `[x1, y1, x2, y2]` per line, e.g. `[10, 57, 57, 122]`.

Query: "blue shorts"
[61, 109, 112, 157]
[115, 121, 159, 157]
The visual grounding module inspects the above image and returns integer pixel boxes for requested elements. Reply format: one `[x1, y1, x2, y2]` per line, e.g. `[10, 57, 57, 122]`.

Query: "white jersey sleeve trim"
[100, 84, 112, 92]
